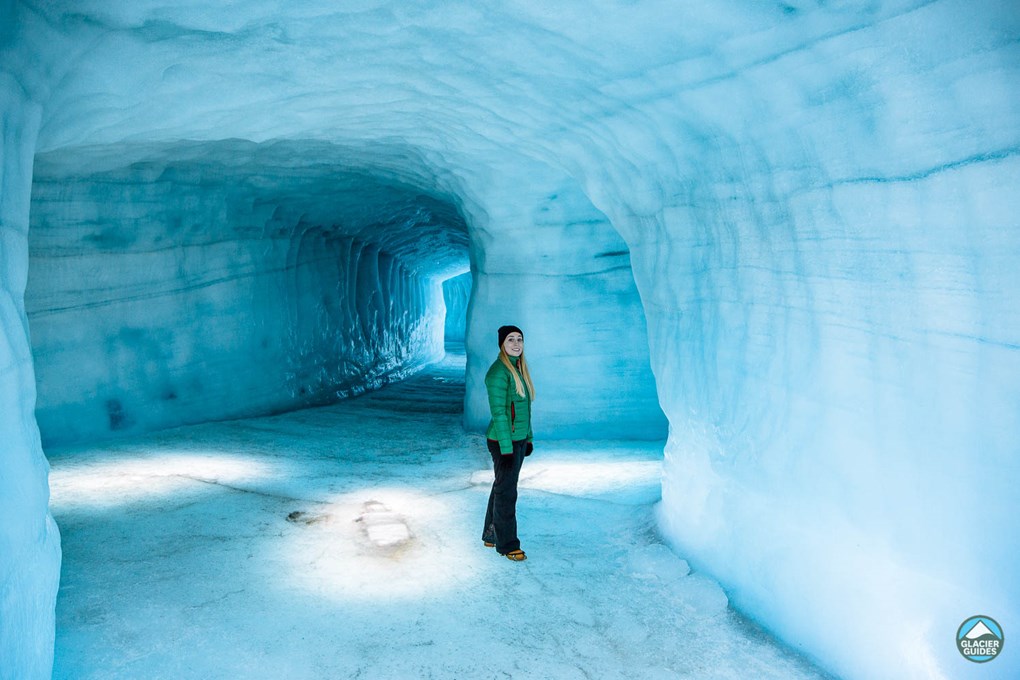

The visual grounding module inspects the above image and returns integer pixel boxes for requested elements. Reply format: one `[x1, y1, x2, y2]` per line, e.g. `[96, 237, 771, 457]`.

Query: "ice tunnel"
[26, 139, 474, 446]
[2, 1, 1018, 679]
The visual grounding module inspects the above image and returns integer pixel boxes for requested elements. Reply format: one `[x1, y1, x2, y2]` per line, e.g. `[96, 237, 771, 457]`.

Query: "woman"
[481, 325, 535, 561]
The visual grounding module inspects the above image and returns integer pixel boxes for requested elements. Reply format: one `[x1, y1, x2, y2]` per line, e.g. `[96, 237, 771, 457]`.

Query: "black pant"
[482, 439, 527, 554]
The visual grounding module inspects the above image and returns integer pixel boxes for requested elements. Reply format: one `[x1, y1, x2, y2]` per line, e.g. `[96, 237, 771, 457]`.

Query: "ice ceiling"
[2, 1, 1019, 679]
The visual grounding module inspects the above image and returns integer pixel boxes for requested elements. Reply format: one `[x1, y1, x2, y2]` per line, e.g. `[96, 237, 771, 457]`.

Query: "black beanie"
[498, 325, 524, 347]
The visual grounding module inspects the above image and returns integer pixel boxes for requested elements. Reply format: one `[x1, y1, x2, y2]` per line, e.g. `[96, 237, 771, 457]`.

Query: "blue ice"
[1, 1, 1018, 679]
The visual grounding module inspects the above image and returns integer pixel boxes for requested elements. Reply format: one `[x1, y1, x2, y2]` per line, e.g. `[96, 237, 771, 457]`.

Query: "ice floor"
[48, 345, 832, 679]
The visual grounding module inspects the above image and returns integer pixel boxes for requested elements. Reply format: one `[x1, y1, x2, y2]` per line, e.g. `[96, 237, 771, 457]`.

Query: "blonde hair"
[498, 349, 536, 400]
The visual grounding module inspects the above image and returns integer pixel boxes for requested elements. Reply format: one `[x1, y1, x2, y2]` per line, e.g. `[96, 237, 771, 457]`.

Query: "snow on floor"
[48, 345, 832, 679]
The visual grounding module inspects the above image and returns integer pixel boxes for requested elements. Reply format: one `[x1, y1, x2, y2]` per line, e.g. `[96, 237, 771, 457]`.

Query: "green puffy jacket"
[485, 355, 533, 454]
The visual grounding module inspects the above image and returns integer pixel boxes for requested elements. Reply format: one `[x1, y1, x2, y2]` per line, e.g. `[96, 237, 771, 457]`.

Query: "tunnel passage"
[26, 138, 668, 449]
[5, 2, 1016, 678]
[26, 139, 471, 447]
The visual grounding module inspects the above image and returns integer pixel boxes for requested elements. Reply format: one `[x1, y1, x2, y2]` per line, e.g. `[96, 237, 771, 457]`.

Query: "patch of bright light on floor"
[279, 487, 486, 601]
[470, 460, 662, 496]
[49, 451, 278, 510]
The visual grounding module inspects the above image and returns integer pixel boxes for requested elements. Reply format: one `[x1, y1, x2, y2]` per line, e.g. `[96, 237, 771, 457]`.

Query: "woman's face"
[502, 332, 524, 357]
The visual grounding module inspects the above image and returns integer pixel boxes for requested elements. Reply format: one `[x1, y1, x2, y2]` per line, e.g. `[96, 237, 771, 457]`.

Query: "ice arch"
[2, 1, 1018, 679]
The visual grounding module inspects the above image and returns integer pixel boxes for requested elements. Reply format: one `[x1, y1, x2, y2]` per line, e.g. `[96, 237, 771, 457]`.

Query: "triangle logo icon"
[965, 621, 996, 640]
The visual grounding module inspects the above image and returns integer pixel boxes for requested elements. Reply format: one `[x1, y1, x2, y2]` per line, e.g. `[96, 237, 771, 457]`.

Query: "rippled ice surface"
[49, 346, 830, 679]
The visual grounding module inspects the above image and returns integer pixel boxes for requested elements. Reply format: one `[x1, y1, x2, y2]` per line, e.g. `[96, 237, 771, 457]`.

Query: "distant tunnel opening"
[25, 138, 471, 448]
[441, 271, 470, 344]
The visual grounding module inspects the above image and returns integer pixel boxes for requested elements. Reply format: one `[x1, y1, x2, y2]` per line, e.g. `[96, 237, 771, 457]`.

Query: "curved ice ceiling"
[2, 1, 1018, 679]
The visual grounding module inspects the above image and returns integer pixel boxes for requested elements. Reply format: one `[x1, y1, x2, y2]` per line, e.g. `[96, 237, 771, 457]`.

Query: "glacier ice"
[2, 1, 1019, 679]
[442, 271, 470, 343]
[0, 19, 62, 679]
[27, 139, 467, 446]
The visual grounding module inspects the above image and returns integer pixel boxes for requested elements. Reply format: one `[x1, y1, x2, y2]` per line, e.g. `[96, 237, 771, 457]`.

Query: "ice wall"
[26, 140, 465, 446]
[0, 4, 61, 678]
[600, 6, 1020, 678]
[462, 166, 668, 440]
[2, 1, 1018, 679]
